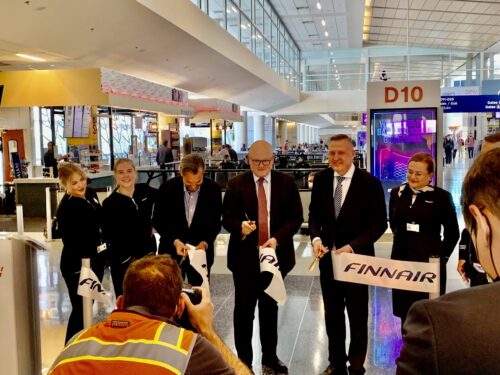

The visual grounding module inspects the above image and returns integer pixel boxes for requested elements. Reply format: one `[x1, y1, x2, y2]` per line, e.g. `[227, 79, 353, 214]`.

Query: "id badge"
[97, 243, 107, 253]
[406, 223, 420, 233]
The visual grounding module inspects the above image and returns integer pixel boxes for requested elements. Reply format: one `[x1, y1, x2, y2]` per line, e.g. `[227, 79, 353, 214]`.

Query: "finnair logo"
[343, 262, 437, 284]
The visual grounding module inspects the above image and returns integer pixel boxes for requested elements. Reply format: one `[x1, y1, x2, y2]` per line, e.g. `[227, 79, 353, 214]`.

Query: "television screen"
[64, 106, 91, 138]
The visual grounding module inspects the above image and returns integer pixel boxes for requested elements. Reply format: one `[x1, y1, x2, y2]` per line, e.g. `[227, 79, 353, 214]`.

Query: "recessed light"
[328, 42, 331, 47]
[324, 31, 329, 37]
[16, 53, 45, 62]
[321, 19, 326, 26]
[316, 2, 322, 10]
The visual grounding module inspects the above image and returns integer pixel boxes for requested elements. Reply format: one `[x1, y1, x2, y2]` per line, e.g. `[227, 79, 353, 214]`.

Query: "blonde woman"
[56, 163, 105, 343]
[102, 158, 158, 297]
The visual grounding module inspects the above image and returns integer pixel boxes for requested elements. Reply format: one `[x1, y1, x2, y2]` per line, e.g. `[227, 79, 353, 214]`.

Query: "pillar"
[234, 111, 248, 152]
[253, 114, 265, 141]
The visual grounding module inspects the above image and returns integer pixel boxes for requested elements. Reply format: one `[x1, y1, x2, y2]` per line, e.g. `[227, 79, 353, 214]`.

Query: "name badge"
[406, 223, 420, 233]
[97, 243, 107, 253]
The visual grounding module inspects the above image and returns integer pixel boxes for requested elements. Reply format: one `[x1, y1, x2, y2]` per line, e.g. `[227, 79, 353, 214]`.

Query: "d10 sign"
[367, 80, 441, 109]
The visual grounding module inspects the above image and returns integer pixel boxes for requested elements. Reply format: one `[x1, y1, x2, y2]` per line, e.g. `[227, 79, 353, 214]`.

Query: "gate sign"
[441, 95, 500, 113]
[367, 80, 441, 109]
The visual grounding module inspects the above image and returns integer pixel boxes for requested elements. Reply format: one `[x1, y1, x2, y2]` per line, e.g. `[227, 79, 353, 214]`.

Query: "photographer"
[48, 255, 251, 375]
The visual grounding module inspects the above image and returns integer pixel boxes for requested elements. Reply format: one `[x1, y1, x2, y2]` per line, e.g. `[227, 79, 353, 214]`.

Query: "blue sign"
[441, 95, 500, 113]
[11, 152, 23, 179]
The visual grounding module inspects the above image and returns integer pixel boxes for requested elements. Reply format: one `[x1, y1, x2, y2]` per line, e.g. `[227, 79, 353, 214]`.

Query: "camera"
[181, 287, 201, 305]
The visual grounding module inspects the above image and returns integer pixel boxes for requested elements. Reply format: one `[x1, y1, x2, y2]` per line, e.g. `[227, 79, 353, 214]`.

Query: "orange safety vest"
[48, 310, 197, 375]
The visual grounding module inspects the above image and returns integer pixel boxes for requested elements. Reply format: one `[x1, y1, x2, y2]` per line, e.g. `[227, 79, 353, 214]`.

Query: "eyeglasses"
[250, 159, 272, 166]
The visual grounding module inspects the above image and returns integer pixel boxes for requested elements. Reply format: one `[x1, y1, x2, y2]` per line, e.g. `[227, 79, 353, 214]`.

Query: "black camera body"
[182, 287, 201, 305]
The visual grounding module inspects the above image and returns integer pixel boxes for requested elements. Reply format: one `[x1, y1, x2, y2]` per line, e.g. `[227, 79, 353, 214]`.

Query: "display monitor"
[370, 107, 438, 206]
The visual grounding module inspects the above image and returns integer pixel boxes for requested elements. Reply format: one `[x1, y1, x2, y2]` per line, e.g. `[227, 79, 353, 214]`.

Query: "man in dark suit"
[397, 148, 500, 375]
[309, 134, 387, 375]
[222, 140, 303, 374]
[153, 154, 222, 285]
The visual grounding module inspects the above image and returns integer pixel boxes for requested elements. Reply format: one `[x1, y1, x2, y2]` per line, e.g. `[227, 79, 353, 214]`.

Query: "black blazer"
[397, 282, 500, 375]
[309, 167, 387, 258]
[222, 170, 303, 275]
[152, 176, 222, 269]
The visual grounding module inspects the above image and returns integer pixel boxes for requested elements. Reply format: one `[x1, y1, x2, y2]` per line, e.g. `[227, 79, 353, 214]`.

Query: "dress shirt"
[184, 186, 200, 227]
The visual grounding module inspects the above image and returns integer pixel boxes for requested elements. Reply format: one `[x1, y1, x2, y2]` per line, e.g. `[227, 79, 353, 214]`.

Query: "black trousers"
[110, 257, 133, 297]
[320, 256, 368, 373]
[232, 266, 280, 368]
[61, 259, 104, 344]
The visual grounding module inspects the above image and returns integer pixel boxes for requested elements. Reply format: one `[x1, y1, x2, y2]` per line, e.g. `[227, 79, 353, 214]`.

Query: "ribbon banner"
[187, 244, 210, 293]
[332, 253, 440, 293]
[259, 247, 286, 305]
[77, 266, 112, 306]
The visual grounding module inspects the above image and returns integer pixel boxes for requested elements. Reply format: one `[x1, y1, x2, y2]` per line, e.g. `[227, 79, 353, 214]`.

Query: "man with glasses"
[223, 140, 303, 374]
[397, 148, 500, 375]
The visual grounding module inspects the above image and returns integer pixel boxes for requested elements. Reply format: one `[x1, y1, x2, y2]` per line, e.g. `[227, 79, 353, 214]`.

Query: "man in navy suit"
[309, 134, 387, 375]
[223, 140, 303, 374]
[153, 154, 222, 285]
[397, 149, 500, 375]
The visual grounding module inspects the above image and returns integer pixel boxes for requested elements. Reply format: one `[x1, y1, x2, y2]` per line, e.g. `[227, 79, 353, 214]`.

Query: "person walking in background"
[389, 153, 459, 331]
[44, 141, 60, 178]
[56, 164, 106, 344]
[457, 136, 465, 159]
[156, 140, 173, 168]
[452, 135, 458, 162]
[467, 134, 475, 159]
[309, 134, 387, 375]
[222, 140, 303, 374]
[153, 154, 222, 286]
[443, 135, 453, 166]
[101, 158, 158, 297]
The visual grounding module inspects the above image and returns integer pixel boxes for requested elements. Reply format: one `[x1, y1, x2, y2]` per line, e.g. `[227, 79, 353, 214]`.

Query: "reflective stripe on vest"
[49, 322, 196, 374]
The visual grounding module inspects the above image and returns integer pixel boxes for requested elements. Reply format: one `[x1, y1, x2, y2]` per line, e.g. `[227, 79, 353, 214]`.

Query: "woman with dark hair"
[56, 163, 106, 343]
[102, 158, 158, 298]
[389, 152, 459, 331]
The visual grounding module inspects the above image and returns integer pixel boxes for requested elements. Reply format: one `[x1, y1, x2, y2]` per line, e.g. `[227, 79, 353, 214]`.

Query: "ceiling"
[1, 0, 499, 129]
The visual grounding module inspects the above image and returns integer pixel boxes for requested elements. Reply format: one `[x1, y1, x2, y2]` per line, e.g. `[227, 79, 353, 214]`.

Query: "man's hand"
[312, 239, 329, 258]
[334, 245, 354, 255]
[457, 259, 469, 282]
[196, 241, 208, 251]
[261, 237, 277, 250]
[241, 220, 256, 236]
[174, 239, 188, 257]
[181, 287, 214, 335]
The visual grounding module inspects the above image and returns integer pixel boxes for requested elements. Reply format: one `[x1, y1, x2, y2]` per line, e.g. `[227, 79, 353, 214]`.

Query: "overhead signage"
[367, 80, 441, 109]
[441, 95, 500, 113]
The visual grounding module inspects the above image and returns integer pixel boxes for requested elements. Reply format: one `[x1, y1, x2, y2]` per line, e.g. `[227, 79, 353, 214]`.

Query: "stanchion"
[429, 256, 440, 300]
[45, 187, 52, 240]
[16, 204, 24, 235]
[81, 258, 93, 329]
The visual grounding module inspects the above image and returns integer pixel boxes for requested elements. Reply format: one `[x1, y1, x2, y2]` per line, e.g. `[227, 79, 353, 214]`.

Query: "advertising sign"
[371, 108, 437, 203]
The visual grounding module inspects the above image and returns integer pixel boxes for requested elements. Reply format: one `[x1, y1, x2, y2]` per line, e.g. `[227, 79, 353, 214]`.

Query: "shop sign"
[441, 95, 500, 113]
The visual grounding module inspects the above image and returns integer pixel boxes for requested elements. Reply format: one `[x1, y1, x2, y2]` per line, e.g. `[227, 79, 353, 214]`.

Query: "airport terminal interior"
[1, 0, 499, 374]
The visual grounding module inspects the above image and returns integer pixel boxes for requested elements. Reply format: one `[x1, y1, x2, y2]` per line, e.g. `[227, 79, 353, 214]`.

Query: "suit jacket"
[222, 170, 303, 275]
[309, 167, 387, 261]
[152, 176, 222, 268]
[397, 282, 500, 375]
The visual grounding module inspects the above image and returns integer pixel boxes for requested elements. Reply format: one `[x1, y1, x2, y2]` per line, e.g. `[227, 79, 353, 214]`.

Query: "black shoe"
[319, 364, 348, 375]
[262, 358, 288, 374]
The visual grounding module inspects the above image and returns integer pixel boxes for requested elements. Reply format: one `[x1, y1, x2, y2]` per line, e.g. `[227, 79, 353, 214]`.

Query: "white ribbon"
[77, 266, 112, 306]
[332, 252, 440, 293]
[187, 244, 210, 293]
[259, 247, 287, 305]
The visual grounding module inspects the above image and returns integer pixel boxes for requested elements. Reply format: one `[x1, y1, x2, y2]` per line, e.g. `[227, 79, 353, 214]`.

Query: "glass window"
[254, 1, 264, 34]
[226, 1, 240, 41]
[241, 14, 252, 50]
[99, 117, 111, 163]
[41, 108, 52, 153]
[271, 47, 278, 73]
[200, 0, 208, 14]
[54, 113, 67, 157]
[112, 114, 132, 158]
[255, 31, 264, 61]
[271, 21, 278, 47]
[208, 0, 225, 28]
[240, 0, 251, 17]
[190, 0, 200, 8]
[32, 107, 42, 165]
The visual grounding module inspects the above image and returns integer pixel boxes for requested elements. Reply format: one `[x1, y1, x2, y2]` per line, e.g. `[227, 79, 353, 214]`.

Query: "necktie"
[258, 177, 269, 246]
[334, 176, 345, 219]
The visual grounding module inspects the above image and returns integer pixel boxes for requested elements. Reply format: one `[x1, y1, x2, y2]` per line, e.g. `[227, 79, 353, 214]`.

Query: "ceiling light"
[321, 19, 326, 26]
[241, 24, 247, 29]
[324, 31, 329, 37]
[328, 42, 331, 47]
[316, 2, 322, 10]
[16, 53, 45, 62]
[231, 6, 238, 12]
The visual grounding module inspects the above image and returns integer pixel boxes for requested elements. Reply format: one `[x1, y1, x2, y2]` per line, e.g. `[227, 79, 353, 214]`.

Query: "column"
[278, 120, 288, 147]
[253, 114, 265, 141]
[234, 111, 248, 152]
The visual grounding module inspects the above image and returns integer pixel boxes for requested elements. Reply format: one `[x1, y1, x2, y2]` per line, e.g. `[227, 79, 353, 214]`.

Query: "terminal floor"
[5, 157, 472, 375]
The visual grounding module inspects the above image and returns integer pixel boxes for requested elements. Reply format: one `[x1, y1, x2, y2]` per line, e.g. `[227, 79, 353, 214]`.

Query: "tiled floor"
[4, 156, 472, 374]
